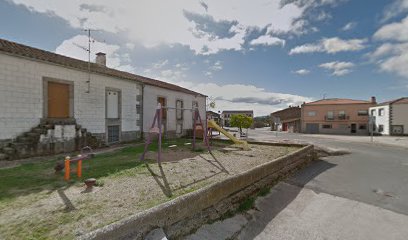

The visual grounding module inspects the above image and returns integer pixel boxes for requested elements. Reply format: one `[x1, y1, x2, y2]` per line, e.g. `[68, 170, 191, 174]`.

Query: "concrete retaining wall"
[79, 143, 315, 240]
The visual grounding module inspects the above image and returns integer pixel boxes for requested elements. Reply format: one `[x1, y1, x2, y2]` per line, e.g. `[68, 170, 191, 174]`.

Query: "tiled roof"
[304, 98, 373, 105]
[378, 97, 408, 106]
[271, 107, 301, 120]
[0, 38, 205, 97]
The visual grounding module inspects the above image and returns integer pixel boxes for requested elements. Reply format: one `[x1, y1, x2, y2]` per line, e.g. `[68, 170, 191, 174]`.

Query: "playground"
[0, 105, 302, 239]
[0, 136, 300, 239]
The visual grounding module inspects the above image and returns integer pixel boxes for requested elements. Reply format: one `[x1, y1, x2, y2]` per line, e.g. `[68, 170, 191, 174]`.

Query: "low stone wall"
[80, 143, 315, 240]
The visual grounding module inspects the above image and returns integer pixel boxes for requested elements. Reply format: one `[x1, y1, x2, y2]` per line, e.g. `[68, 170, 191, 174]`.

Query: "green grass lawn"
[0, 138, 198, 202]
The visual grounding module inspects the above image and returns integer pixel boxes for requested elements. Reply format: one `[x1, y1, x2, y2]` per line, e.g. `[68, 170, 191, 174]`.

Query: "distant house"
[301, 98, 376, 135]
[221, 110, 253, 127]
[207, 110, 221, 125]
[271, 106, 301, 133]
[369, 97, 408, 136]
[0, 38, 205, 160]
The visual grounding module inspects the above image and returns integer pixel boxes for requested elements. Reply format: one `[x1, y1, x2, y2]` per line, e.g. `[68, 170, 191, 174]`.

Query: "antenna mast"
[83, 28, 97, 93]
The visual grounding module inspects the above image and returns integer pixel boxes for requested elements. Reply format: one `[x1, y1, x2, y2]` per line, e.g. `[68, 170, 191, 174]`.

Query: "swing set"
[140, 103, 212, 164]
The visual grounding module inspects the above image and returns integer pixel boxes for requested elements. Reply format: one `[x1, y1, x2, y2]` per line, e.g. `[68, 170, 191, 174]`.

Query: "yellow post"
[64, 156, 70, 181]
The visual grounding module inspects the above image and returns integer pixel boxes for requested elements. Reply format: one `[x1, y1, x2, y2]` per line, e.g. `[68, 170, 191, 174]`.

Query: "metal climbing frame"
[140, 103, 211, 164]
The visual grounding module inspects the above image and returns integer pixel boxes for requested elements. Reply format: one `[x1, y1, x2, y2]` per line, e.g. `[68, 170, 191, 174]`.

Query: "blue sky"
[1, 0, 408, 116]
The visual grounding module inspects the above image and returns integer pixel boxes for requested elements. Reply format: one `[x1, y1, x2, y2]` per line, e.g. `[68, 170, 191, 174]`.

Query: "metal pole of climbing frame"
[193, 108, 196, 150]
[158, 103, 162, 164]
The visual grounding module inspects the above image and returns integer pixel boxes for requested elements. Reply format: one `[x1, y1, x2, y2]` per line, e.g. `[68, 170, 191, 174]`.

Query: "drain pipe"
[140, 84, 145, 140]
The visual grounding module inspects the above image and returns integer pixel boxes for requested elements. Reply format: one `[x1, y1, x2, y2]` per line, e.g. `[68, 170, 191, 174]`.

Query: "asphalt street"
[187, 129, 408, 240]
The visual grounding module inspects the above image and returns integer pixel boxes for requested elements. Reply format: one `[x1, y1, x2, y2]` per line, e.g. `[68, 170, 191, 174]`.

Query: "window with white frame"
[107, 90, 119, 119]
[379, 108, 385, 116]
[308, 111, 316, 117]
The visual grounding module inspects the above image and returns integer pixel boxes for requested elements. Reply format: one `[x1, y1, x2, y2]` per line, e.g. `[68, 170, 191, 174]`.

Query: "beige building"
[301, 98, 376, 135]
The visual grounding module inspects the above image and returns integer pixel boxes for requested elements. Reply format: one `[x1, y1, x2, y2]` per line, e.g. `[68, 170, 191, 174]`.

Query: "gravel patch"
[0, 144, 298, 239]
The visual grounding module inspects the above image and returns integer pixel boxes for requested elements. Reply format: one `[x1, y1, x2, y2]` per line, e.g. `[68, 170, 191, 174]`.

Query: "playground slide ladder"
[207, 120, 250, 150]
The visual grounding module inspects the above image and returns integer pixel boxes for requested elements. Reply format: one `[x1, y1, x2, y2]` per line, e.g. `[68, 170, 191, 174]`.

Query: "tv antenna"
[76, 28, 101, 93]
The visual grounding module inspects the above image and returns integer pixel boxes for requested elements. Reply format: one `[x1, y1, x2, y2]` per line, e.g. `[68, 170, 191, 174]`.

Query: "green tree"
[230, 114, 253, 134]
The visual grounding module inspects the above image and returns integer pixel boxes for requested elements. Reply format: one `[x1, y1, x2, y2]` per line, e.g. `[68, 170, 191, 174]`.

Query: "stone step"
[0, 153, 7, 161]
[3, 147, 15, 155]
[32, 127, 46, 134]
[42, 124, 54, 130]
[25, 132, 40, 139]
[16, 136, 31, 143]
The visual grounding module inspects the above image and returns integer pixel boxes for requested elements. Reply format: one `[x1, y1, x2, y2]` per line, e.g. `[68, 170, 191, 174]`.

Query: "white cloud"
[294, 69, 311, 75]
[374, 16, 408, 42]
[382, 0, 408, 22]
[289, 37, 367, 55]
[142, 64, 312, 116]
[341, 22, 356, 31]
[194, 83, 311, 116]
[55, 35, 132, 70]
[369, 42, 408, 79]
[250, 35, 286, 47]
[319, 61, 355, 76]
[209, 60, 223, 71]
[153, 60, 169, 69]
[9, 0, 310, 55]
[371, 15, 408, 79]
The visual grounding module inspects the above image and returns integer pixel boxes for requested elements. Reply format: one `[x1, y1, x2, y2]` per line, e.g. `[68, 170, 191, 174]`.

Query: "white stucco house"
[143, 84, 206, 138]
[0, 38, 206, 160]
[369, 98, 408, 136]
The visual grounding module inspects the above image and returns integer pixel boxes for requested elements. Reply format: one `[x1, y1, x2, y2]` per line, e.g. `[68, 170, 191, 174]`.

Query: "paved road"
[187, 129, 408, 239]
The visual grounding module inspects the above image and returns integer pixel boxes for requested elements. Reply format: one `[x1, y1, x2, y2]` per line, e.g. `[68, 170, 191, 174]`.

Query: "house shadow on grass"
[238, 159, 336, 240]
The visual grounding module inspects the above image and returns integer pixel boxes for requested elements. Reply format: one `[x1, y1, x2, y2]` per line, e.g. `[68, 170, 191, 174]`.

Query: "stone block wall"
[0, 53, 142, 142]
[80, 143, 315, 240]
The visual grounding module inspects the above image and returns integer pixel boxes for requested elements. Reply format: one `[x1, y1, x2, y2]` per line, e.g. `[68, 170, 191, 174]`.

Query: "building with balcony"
[301, 98, 377, 135]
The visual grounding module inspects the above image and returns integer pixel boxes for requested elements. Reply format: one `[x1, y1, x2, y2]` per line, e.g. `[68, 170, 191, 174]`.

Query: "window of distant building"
[359, 124, 367, 130]
[371, 109, 376, 116]
[378, 125, 384, 132]
[358, 110, 368, 116]
[338, 110, 346, 120]
[326, 111, 334, 120]
[322, 124, 332, 129]
[308, 111, 316, 117]
[379, 108, 385, 116]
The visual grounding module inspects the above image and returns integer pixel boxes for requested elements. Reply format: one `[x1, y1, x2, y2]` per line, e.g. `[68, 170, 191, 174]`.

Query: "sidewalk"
[302, 134, 408, 149]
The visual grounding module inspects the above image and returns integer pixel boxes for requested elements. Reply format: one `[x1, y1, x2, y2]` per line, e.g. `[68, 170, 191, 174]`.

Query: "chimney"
[95, 52, 106, 66]
[371, 96, 376, 104]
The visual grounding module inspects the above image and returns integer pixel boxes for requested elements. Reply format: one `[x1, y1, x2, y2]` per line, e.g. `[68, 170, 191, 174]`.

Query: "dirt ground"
[0, 143, 299, 240]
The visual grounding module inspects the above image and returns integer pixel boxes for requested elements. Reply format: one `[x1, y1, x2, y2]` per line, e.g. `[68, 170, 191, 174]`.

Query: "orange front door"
[157, 97, 167, 119]
[48, 82, 70, 118]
